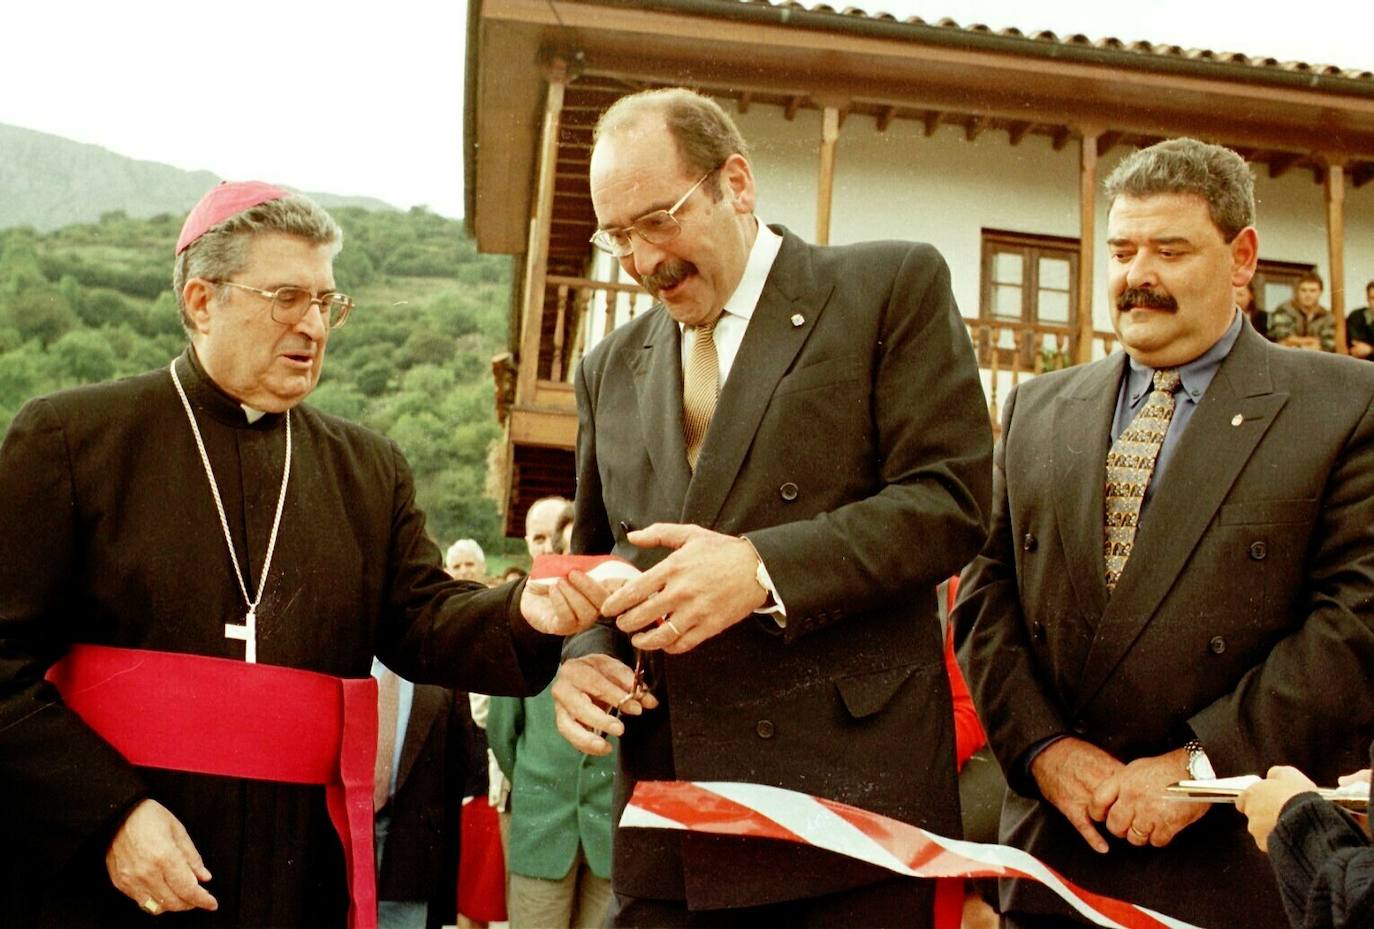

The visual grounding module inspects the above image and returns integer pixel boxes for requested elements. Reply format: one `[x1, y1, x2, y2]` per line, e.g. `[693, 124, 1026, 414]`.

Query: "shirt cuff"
[742, 536, 787, 627]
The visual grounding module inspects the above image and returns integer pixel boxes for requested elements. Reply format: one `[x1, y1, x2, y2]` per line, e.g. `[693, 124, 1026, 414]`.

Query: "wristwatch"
[1185, 738, 1215, 780]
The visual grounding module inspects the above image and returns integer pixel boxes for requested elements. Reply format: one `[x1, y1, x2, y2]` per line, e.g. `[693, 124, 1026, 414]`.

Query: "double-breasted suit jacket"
[958, 322, 1374, 928]
[565, 226, 993, 911]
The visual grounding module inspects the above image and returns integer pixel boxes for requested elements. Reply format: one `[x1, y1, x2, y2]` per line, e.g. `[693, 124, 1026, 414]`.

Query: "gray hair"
[594, 88, 749, 201]
[1103, 138, 1255, 242]
[445, 538, 486, 568]
[172, 194, 342, 332]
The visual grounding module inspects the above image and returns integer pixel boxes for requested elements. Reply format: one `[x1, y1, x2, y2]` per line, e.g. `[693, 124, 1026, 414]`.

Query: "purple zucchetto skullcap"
[175, 180, 290, 255]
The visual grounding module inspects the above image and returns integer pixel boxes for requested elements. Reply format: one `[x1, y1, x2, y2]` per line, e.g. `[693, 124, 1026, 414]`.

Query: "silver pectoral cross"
[225, 610, 257, 663]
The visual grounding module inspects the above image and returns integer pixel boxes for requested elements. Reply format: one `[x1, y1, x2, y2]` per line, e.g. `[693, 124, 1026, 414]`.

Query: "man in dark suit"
[549, 87, 993, 926]
[375, 674, 478, 929]
[957, 138, 1374, 928]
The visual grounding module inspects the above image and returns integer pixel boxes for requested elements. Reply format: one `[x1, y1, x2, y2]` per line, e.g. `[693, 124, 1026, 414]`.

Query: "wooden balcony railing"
[537, 274, 658, 388]
[517, 274, 1121, 420]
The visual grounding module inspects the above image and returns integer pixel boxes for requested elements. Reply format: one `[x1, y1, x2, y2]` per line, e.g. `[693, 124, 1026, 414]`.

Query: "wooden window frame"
[978, 229, 1080, 371]
[1252, 258, 1317, 314]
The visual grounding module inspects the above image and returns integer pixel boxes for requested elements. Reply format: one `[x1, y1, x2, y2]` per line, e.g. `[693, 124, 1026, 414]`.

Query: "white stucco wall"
[731, 103, 1373, 404]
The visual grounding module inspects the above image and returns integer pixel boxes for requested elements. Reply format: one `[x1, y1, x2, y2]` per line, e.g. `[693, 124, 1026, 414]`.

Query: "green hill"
[0, 123, 397, 231]
[0, 206, 523, 558]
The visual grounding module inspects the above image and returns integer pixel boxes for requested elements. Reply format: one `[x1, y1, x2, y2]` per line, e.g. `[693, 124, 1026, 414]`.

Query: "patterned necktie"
[1104, 368, 1182, 594]
[374, 666, 400, 811]
[682, 318, 720, 470]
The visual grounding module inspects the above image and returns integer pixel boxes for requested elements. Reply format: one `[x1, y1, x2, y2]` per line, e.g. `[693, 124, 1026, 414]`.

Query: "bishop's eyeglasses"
[214, 280, 355, 329]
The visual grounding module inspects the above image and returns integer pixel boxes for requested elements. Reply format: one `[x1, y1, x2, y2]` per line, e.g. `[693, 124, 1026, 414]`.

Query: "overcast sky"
[3, 1, 1367, 219]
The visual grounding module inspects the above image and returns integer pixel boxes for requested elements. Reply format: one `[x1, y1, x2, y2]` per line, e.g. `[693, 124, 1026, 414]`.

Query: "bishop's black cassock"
[0, 350, 559, 927]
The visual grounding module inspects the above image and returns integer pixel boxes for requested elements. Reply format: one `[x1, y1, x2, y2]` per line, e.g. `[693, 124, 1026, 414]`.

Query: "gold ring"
[616, 692, 634, 710]
[1129, 825, 1149, 840]
[143, 898, 161, 914]
[664, 619, 683, 637]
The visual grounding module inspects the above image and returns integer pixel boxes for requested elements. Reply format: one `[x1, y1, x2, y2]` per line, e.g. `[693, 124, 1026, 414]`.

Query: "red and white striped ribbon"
[624, 780, 1205, 929]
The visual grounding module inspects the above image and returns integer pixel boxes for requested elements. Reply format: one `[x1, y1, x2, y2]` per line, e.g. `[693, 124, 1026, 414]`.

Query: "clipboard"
[1165, 776, 1369, 812]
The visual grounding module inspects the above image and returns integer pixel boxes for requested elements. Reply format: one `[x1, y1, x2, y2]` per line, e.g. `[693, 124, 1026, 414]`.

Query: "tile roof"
[735, 1, 1374, 83]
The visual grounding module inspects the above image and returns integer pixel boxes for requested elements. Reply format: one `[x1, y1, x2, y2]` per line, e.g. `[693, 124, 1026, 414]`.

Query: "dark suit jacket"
[958, 323, 1374, 928]
[566, 226, 993, 910]
[378, 685, 477, 927]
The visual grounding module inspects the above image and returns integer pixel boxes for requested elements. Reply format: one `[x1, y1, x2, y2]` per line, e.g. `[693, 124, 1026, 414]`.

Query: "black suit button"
[1249, 541, 1268, 560]
[779, 482, 799, 502]
[756, 720, 775, 739]
[1032, 622, 1046, 642]
[1209, 636, 1227, 655]
[1023, 533, 1037, 552]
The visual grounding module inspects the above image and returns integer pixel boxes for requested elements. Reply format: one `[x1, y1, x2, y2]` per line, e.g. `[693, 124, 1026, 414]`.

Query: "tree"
[0, 206, 528, 542]
[2, 285, 78, 346]
[50, 329, 116, 385]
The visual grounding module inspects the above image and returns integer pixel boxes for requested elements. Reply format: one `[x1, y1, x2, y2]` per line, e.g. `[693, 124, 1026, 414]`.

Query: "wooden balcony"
[494, 264, 1120, 531]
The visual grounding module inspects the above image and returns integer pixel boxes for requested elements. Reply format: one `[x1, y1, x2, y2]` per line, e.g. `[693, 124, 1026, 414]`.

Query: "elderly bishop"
[0, 183, 603, 928]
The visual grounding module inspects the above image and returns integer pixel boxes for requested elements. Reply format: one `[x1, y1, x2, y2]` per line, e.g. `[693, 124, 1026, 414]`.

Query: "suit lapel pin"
[790, 313, 805, 327]
[1231, 414, 1243, 426]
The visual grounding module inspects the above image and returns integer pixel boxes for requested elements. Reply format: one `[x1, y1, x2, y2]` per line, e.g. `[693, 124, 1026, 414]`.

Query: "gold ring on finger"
[664, 619, 683, 637]
[1129, 825, 1149, 840]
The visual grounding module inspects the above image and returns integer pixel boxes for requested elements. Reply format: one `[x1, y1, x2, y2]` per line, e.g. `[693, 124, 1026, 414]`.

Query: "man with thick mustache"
[956, 138, 1374, 928]
[551, 87, 992, 925]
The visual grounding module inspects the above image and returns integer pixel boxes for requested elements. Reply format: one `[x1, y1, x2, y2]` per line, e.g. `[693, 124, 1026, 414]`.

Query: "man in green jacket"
[488, 497, 616, 929]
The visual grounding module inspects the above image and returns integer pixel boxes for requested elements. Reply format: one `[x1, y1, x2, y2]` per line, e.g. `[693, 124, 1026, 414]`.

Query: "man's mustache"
[1116, 287, 1178, 313]
[642, 259, 696, 296]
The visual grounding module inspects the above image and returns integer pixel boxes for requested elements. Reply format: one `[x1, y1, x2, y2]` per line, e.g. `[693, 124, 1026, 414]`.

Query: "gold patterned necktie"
[374, 667, 400, 811]
[1104, 368, 1182, 594]
[682, 318, 720, 470]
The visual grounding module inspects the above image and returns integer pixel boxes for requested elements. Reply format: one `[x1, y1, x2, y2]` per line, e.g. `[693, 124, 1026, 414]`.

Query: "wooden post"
[515, 61, 568, 405]
[1323, 154, 1348, 353]
[816, 105, 841, 245]
[1076, 128, 1101, 365]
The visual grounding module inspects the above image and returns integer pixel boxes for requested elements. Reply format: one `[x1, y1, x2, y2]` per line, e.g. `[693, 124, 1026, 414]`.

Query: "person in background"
[1345, 281, 1374, 360]
[446, 539, 488, 583]
[373, 653, 477, 929]
[1236, 280, 1268, 340]
[556, 501, 575, 560]
[1268, 271, 1337, 351]
[489, 497, 615, 929]
[1237, 755, 1374, 929]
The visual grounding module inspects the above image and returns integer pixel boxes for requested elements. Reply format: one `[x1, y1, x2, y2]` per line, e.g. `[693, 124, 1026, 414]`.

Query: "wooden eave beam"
[1097, 131, 1122, 155]
[922, 110, 941, 136]
[876, 105, 896, 132]
[567, 55, 1374, 161]
[965, 116, 987, 142]
[1051, 126, 1072, 151]
[1269, 152, 1302, 178]
[784, 95, 805, 120]
[1006, 121, 1031, 145]
[1352, 164, 1374, 188]
[738, 91, 752, 114]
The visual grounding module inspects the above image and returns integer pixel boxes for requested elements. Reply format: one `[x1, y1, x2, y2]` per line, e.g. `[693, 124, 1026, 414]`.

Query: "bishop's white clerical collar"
[241, 405, 267, 424]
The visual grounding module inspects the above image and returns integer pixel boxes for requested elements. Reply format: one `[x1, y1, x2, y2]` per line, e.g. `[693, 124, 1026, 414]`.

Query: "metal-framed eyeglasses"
[214, 280, 354, 329]
[589, 169, 717, 258]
